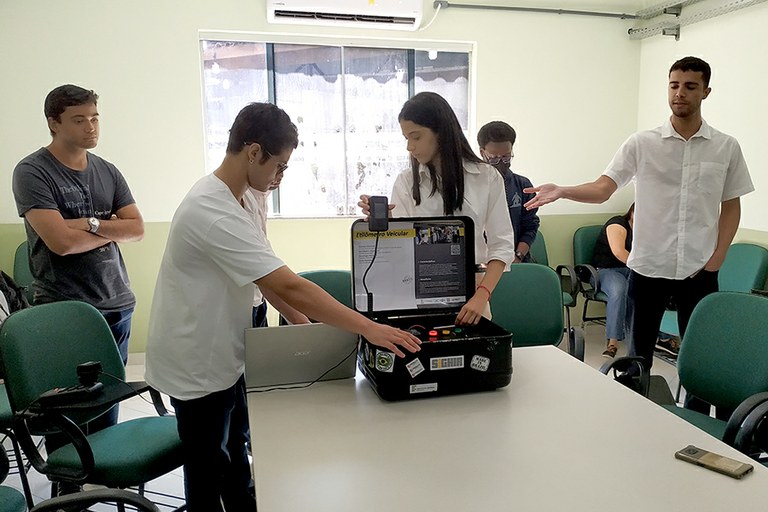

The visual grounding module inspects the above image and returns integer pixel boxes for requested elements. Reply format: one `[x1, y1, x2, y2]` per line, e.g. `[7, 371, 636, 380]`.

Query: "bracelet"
[476, 284, 492, 300]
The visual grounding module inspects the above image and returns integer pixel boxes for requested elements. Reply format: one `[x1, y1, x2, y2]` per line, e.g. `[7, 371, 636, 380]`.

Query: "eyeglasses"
[244, 142, 289, 173]
[485, 154, 513, 165]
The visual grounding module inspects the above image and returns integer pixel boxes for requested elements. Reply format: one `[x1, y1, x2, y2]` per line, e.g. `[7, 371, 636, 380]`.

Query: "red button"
[428, 330, 438, 337]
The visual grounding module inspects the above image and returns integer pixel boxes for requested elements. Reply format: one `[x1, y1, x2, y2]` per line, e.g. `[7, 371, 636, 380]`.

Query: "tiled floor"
[1, 325, 681, 510]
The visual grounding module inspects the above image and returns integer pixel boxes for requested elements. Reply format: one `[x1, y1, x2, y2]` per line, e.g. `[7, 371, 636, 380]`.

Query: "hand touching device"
[674, 445, 754, 479]
[368, 196, 389, 232]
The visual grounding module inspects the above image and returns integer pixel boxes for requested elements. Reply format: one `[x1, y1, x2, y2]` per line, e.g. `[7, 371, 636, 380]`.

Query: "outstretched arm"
[524, 175, 618, 210]
[258, 266, 421, 357]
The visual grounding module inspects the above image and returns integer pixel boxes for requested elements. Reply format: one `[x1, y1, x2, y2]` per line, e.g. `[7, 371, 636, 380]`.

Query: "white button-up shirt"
[390, 160, 516, 267]
[604, 118, 754, 280]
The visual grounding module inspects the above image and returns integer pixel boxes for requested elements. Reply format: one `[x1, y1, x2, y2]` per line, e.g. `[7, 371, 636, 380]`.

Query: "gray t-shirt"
[12, 147, 136, 312]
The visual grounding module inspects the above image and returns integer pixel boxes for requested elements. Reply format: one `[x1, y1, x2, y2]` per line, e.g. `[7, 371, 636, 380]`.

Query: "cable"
[418, 2, 442, 31]
[99, 370, 157, 408]
[247, 345, 358, 394]
[362, 231, 381, 313]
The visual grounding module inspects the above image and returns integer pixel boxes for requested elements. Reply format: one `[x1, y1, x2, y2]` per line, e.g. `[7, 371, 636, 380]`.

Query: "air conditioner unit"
[266, 0, 424, 31]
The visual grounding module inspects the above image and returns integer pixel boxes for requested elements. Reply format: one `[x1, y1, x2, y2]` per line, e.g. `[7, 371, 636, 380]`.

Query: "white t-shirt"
[146, 174, 284, 400]
[390, 160, 516, 267]
[245, 188, 271, 307]
[603, 118, 754, 280]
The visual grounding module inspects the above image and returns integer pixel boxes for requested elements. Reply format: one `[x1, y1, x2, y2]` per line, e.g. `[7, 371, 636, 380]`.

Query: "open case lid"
[351, 216, 475, 317]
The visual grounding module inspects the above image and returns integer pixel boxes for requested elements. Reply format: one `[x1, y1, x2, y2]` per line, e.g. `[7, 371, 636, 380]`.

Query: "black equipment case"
[351, 216, 512, 401]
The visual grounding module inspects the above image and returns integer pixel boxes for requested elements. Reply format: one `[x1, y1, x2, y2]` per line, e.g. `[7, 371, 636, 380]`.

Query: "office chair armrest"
[30, 488, 160, 512]
[555, 264, 580, 300]
[147, 386, 173, 417]
[567, 326, 585, 362]
[733, 399, 768, 459]
[599, 356, 649, 396]
[13, 410, 94, 482]
[722, 391, 768, 447]
[598, 356, 645, 376]
[122, 381, 172, 417]
[574, 264, 600, 294]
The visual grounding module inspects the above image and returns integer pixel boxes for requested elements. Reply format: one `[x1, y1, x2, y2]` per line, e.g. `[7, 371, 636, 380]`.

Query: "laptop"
[244, 323, 359, 390]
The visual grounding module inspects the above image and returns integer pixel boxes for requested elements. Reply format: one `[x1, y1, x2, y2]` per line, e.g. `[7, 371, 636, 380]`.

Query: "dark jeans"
[629, 269, 727, 417]
[44, 307, 134, 455]
[252, 301, 268, 328]
[170, 375, 255, 512]
[103, 307, 133, 365]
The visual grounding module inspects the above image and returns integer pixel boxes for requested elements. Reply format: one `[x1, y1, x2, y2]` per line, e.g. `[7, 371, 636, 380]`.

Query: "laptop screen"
[351, 216, 475, 316]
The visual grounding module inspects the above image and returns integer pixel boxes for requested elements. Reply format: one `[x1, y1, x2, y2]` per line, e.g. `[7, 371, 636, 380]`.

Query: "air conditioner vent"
[273, 10, 416, 26]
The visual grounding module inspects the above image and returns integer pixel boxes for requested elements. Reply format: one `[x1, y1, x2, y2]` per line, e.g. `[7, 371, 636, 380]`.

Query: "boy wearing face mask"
[477, 121, 540, 262]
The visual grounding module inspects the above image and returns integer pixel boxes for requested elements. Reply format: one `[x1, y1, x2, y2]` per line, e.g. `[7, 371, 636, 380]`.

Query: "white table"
[247, 346, 768, 511]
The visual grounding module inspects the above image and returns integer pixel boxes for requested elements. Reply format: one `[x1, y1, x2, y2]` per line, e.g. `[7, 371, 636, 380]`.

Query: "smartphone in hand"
[675, 445, 754, 479]
[368, 196, 389, 232]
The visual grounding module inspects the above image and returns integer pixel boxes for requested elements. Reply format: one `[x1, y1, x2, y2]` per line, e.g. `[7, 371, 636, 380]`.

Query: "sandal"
[602, 344, 618, 358]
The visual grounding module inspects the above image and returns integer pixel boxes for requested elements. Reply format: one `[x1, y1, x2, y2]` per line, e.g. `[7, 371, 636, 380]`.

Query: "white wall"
[637, 1, 768, 231]
[0, 0, 640, 223]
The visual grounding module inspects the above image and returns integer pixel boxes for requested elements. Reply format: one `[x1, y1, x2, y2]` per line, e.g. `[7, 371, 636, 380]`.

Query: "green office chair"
[300, 269, 353, 308]
[489, 263, 584, 360]
[1, 384, 33, 508]
[660, 292, 768, 458]
[1, 444, 160, 512]
[526, 233, 582, 357]
[12, 242, 34, 305]
[280, 269, 353, 325]
[659, 243, 768, 336]
[0, 301, 184, 509]
[571, 225, 608, 326]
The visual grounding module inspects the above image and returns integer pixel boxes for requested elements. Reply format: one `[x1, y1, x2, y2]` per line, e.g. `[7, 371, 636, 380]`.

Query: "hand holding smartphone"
[368, 196, 389, 232]
[675, 445, 754, 479]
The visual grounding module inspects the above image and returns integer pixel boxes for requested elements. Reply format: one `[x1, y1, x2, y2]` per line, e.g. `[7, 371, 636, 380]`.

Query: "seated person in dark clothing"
[592, 203, 634, 358]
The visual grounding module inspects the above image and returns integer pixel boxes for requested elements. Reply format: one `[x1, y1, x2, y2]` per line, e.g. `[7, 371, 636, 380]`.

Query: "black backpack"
[0, 270, 29, 325]
[0, 270, 30, 378]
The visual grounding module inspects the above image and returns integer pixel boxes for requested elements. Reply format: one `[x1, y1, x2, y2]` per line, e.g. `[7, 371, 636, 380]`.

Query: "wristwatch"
[87, 217, 100, 234]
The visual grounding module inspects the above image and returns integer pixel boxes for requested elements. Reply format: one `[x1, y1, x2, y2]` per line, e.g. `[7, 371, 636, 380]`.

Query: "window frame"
[199, 31, 476, 219]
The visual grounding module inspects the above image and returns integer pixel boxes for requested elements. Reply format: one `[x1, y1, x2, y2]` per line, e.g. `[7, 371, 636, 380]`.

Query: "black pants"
[629, 269, 729, 418]
[170, 375, 255, 512]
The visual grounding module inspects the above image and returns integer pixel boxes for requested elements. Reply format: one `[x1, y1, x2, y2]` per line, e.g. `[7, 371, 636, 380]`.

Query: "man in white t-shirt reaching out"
[146, 102, 420, 512]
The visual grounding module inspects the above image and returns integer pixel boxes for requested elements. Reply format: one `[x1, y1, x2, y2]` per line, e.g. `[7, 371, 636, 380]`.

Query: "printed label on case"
[470, 355, 490, 372]
[375, 350, 395, 373]
[410, 383, 438, 394]
[405, 358, 425, 378]
[430, 355, 464, 370]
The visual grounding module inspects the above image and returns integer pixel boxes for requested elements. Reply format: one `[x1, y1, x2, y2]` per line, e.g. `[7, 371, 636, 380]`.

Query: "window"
[201, 40, 470, 217]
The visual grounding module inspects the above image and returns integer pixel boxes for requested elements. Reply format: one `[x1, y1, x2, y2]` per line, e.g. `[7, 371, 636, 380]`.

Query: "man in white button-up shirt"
[524, 57, 754, 390]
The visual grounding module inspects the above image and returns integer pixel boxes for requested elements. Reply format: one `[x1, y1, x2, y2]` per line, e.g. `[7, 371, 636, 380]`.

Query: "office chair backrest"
[572, 225, 603, 267]
[528, 232, 548, 266]
[299, 270, 353, 308]
[489, 264, 564, 347]
[678, 292, 768, 411]
[0, 301, 125, 414]
[718, 243, 768, 293]
[12, 242, 33, 300]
